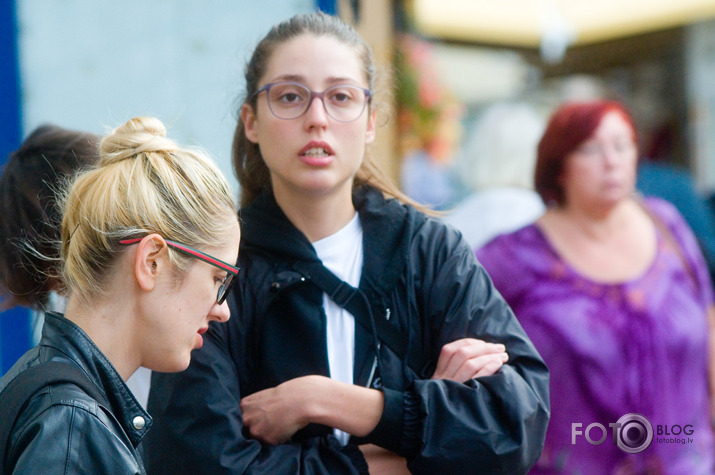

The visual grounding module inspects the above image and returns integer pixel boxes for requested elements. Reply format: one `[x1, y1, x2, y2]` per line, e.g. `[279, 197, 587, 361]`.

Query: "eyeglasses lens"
[217, 273, 235, 305]
[266, 83, 368, 122]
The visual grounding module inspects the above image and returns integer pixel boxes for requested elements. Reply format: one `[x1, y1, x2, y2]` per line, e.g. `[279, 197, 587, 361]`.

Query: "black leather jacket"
[146, 186, 550, 474]
[0, 312, 151, 474]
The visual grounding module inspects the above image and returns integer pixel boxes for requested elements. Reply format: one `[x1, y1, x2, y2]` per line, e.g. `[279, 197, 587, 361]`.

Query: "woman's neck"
[64, 294, 139, 381]
[538, 196, 656, 282]
[273, 186, 356, 243]
[550, 198, 635, 239]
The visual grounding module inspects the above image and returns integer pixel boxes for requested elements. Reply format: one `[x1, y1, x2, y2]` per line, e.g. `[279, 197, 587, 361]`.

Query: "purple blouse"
[477, 198, 714, 474]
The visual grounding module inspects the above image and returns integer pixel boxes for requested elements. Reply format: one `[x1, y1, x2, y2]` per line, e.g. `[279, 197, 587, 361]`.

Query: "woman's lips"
[195, 327, 208, 349]
[299, 143, 334, 166]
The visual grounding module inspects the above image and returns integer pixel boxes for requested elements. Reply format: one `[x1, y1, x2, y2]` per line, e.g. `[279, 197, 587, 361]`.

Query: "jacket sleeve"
[143, 285, 368, 475]
[10, 400, 144, 474]
[368, 223, 550, 474]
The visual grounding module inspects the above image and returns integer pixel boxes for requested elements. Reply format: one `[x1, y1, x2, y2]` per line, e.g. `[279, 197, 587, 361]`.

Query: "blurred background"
[3, 0, 715, 372]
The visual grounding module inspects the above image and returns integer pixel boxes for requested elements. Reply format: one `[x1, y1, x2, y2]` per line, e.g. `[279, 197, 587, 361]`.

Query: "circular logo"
[615, 413, 654, 454]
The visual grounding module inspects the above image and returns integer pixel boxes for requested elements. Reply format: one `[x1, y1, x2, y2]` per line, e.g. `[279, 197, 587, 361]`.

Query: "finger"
[433, 339, 472, 376]
[436, 340, 506, 379]
[448, 339, 506, 360]
[434, 339, 493, 376]
[481, 342, 507, 354]
[454, 353, 508, 382]
[472, 353, 508, 379]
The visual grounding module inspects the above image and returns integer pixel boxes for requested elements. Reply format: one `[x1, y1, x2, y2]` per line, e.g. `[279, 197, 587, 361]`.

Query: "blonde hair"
[59, 116, 236, 303]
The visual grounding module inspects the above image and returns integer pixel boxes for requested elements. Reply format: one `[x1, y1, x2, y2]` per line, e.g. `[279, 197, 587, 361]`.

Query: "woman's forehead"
[262, 34, 366, 86]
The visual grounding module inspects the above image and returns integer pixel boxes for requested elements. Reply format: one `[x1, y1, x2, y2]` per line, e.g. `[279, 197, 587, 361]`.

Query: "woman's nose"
[209, 300, 231, 323]
[303, 97, 329, 128]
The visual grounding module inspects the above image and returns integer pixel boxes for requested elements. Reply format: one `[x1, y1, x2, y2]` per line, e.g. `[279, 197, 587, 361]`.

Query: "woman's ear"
[241, 104, 259, 144]
[134, 234, 169, 292]
[365, 109, 377, 144]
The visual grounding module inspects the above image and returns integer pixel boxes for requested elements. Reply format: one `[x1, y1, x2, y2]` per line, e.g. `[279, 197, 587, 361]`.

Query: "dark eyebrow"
[273, 74, 305, 83]
[270, 74, 362, 87]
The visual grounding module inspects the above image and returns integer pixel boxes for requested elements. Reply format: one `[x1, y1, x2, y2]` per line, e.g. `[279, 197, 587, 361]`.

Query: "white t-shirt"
[312, 213, 363, 445]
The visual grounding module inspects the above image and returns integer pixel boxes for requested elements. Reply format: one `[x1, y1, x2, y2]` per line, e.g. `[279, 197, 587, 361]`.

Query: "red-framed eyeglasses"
[119, 237, 239, 304]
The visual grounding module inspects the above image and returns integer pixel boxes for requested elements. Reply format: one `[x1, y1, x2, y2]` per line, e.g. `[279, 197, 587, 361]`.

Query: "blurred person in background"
[477, 100, 715, 473]
[0, 116, 239, 473]
[0, 125, 98, 317]
[145, 11, 549, 475]
[0, 124, 152, 408]
[444, 101, 546, 250]
[636, 120, 715, 286]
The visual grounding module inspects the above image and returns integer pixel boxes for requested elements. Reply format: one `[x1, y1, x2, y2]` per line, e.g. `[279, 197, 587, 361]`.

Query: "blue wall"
[2, 0, 328, 375]
[0, 0, 31, 375]
[2, 0, 318, 375]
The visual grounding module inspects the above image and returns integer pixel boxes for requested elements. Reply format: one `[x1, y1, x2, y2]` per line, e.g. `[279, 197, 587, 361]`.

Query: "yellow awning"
[414, 0, 715, 47]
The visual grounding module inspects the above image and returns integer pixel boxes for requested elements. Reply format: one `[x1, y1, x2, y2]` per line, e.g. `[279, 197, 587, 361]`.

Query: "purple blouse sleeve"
[645, 197, 715, 307]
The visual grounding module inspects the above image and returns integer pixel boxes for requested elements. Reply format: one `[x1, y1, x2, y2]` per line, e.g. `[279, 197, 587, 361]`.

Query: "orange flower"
[395, 34, 463, 164]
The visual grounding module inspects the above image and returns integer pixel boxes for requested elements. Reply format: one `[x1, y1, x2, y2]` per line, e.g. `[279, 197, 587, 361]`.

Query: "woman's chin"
[147, 355, 191, 374]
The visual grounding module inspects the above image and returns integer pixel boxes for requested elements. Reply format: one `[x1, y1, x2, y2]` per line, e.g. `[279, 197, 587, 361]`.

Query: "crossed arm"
[240, 338, 509, 472]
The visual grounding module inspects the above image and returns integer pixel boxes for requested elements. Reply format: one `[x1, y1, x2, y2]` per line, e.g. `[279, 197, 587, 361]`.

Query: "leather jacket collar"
[42, 312, 151, 447]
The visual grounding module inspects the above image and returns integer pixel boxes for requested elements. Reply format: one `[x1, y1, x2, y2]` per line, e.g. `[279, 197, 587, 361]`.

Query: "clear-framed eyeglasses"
[252, 81, 372, 122]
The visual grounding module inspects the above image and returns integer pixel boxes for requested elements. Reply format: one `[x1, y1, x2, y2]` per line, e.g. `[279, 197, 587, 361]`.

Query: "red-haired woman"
[478, 100, 715, 473]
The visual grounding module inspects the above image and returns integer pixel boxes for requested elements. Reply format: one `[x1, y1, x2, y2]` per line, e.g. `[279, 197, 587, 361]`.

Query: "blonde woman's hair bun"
[99, 116, 178, 165]
[59, 115, 236, 304]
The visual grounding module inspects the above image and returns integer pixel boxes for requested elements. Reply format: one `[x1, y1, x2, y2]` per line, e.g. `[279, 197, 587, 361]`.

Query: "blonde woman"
[0, 117, 240, 474]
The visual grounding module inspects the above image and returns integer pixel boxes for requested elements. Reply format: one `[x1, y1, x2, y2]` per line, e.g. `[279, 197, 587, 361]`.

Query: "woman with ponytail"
[146, 12, 549, 474]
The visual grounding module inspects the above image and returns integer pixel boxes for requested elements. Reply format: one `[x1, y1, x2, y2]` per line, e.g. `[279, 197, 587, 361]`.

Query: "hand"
[360, 444, 410, 475]
[431, 338, 508, 383]
[242, 376, 385, 444]
[240, 375, 322, 444]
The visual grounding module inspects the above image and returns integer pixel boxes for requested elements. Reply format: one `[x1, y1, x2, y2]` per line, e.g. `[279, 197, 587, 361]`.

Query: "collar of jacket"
[239, 185, 426, 296]
[42, 312, 152, 447]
